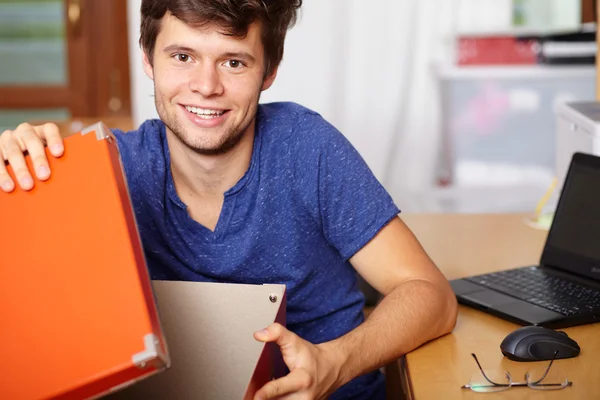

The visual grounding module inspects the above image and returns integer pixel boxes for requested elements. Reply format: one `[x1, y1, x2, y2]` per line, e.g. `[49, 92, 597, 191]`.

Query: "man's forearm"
[318, 279, 458, 391]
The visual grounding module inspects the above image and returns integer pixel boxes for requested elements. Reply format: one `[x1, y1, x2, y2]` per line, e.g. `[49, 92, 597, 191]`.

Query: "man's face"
[143, 15, 277, 155]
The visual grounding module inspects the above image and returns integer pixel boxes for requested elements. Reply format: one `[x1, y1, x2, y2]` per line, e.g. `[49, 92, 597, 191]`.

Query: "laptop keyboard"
[466, 266, 600, 316]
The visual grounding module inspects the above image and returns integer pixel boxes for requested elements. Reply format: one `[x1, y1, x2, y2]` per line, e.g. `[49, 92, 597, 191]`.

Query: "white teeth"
[185, 106, 224, 117]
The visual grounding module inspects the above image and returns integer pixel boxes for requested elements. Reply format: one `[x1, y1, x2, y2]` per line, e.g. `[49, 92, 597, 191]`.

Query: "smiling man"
[141, 8, 278, 231]
[0, 1, 458, 399]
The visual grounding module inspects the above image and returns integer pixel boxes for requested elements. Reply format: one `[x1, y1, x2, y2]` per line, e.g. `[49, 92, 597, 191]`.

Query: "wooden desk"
[399, 213, 600, 399]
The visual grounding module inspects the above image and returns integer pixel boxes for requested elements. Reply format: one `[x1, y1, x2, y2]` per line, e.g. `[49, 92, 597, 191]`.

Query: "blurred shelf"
[455, 27, 587, 38]
[454, 22, 597, 38]
[437, 64, 596, 80]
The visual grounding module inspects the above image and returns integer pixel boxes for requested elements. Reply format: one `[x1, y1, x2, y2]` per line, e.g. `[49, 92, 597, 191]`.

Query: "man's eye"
[176, 54, 190, 62]
[225, 60, 243, 68]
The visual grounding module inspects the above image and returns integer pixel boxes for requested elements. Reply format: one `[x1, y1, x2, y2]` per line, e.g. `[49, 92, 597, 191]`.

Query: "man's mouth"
[184, 105, 226, 119]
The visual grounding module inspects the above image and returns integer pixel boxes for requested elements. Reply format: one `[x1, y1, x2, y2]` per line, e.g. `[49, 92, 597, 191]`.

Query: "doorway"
[0, 0, 132, 132]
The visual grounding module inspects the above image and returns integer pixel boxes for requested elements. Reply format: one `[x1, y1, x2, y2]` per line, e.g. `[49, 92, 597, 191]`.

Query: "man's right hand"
[0, 123, 64, 192]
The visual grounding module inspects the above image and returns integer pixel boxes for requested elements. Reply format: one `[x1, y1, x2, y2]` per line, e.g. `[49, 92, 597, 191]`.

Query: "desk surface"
[400, 213, 600, 400]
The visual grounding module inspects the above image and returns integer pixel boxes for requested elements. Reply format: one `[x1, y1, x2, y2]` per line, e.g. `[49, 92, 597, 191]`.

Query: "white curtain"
[261, 0, 457, 210]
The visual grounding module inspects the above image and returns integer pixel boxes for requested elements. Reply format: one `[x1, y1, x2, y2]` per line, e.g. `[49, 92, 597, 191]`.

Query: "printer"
[555, 102, 600, 188]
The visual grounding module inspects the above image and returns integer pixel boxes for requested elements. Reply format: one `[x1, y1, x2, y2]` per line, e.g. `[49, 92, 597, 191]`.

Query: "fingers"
[0, 142, 15, 192]
[254, 323, 294, 348]
[35, 123, 64, 157]
[254, 369, 313, 400]
[253, 325, 323, 400]
[1, 129, 33, 191]
[18, 125, 51, 181]
[0, 122, 63, 192]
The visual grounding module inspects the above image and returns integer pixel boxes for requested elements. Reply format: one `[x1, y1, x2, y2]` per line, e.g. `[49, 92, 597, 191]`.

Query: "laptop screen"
[542, 152, 600, 281]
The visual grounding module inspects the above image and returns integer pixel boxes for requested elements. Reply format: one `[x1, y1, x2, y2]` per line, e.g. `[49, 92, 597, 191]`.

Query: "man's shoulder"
[258, 102, 344, 146]
[109, 119, 166, 175]
[258, 101, 318, 120]
[111, 119, 165, 152]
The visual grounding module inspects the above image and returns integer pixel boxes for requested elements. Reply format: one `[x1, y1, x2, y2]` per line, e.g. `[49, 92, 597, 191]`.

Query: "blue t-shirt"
[113, 102, 399, 399]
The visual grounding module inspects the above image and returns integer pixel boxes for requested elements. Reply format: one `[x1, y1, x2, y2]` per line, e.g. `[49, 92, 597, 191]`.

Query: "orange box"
[0, 123, 169, 399]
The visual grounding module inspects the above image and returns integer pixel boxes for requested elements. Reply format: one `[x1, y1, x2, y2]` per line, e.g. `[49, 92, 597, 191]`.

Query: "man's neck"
[166, 126, 255, 200]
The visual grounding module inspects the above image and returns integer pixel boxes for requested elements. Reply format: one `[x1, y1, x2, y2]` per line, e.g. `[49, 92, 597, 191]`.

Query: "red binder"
[457, 36, 539, 65]
[0, 123, 169, 399]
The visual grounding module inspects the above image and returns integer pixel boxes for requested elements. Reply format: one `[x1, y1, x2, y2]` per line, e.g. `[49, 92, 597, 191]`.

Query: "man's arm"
[324, 215, 458, 388]
[254, 216, 457, 399]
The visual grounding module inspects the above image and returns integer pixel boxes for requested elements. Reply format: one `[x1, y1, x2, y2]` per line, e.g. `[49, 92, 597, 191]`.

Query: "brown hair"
[140, 0, 302, 76]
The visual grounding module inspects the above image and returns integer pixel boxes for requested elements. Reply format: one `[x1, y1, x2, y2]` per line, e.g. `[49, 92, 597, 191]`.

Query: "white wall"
[127, 0, 158, 125]
[261, 1, 397, 180]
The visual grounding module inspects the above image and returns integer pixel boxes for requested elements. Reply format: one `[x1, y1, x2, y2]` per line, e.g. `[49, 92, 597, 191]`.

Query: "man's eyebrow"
[222, 52, 256, 63]
[162, 44, 197, 54]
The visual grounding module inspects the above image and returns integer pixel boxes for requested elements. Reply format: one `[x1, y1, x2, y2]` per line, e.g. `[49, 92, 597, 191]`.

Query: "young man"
[0, 1, 457, 399]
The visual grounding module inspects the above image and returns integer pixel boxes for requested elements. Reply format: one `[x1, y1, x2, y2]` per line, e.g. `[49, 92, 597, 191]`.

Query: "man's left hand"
[253, 323, 343, 400]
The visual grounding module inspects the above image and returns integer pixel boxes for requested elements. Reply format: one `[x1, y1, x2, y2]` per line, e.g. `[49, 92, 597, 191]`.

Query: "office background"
[1, 0, 597, 214]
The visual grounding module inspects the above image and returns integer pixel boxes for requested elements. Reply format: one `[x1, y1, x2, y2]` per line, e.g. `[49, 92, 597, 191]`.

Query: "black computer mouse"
[500, 325, 580, 362]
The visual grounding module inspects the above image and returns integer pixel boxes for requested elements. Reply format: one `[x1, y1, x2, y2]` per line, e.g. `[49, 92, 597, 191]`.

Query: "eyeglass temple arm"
[527, 350, 559, 386]
[470, 353, 509, 387]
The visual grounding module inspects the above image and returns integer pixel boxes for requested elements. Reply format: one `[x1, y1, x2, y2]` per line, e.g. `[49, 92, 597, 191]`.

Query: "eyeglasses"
[461, 351, 573, 392]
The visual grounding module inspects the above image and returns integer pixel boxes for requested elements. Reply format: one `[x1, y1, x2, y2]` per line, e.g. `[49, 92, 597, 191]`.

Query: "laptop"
[451, 152, 600, 329]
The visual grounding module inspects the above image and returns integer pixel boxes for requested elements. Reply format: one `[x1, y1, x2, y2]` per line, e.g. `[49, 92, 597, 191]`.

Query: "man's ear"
[261, 65, 279, 91]
[142, 50, 155, 80]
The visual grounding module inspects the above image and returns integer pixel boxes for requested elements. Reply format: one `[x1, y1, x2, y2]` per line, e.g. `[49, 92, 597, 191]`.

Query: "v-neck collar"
[161, 111, 264, 237]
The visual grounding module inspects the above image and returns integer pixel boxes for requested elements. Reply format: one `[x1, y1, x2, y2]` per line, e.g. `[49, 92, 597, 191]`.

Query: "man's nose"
[189, 64, 224, 97]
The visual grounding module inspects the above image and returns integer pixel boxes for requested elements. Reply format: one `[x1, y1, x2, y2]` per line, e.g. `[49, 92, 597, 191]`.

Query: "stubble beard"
[154, 91, 256, 156]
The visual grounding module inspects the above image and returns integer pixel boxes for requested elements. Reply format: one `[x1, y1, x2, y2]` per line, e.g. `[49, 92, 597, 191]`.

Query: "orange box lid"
[0, 123, 168, 399]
